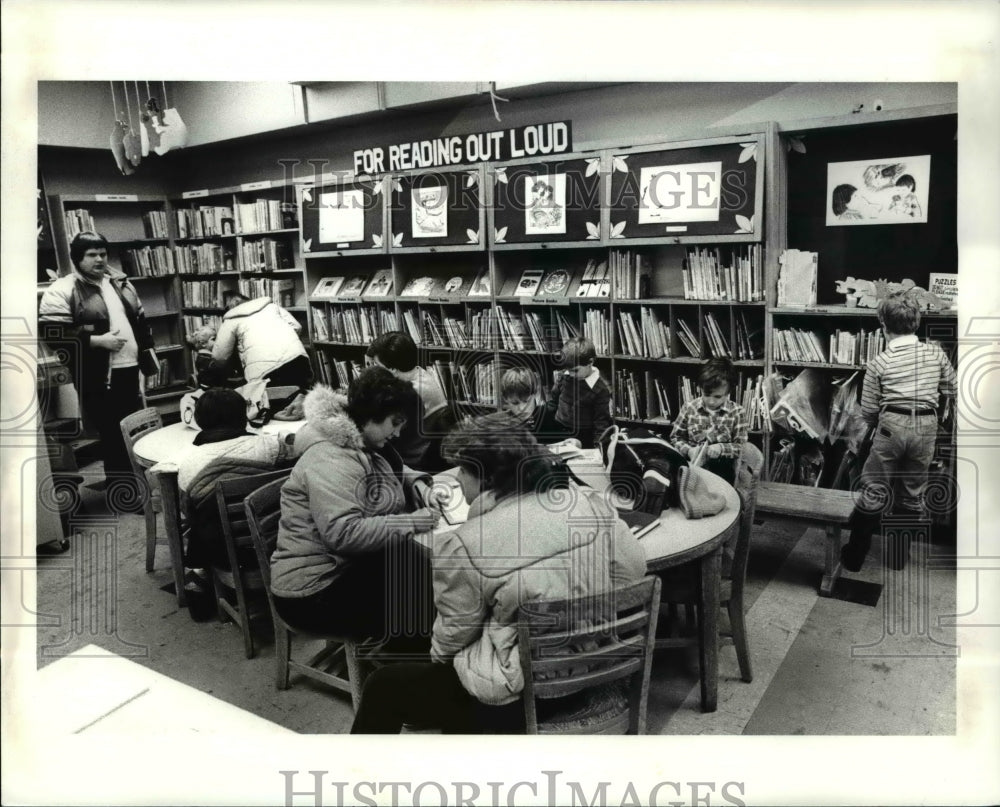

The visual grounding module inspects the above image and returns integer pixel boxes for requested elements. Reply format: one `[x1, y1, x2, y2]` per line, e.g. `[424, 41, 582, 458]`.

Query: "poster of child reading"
[524, 174, 566, 235]
[826, 155, 931, 225]
[412, 185, 448, 238]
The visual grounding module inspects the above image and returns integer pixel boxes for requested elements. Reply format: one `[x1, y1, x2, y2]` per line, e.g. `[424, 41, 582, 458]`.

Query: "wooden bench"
[755, 481, 856, 596]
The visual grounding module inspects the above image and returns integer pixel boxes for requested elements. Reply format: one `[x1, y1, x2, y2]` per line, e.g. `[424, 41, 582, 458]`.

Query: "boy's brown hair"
[877, 291, 921, 335]
[500, 368, 538, 403]
[560, 336, 597, 368]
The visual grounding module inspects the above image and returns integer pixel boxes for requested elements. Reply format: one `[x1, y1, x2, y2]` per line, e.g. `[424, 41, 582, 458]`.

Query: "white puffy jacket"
[212, 297, 306, 382]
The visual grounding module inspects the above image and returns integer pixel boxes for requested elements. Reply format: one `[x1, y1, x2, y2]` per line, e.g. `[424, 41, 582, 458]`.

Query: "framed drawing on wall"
[300, 175, 386, 255]
[607, 135, 764, 243]
[389, 167, 484, 250]
[491, 156, 602, 246]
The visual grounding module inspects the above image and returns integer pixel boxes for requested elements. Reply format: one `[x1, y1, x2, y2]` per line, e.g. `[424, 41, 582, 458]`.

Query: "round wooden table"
[133, 420, 306, 608]
[568, 451, 740, 713]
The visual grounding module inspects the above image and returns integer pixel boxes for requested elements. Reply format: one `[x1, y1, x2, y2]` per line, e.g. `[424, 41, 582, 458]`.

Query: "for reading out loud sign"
[353, 121, 572, 174]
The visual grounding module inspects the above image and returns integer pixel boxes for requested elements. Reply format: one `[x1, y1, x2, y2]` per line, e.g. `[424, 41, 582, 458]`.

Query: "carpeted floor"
[33, 464, 956, 735]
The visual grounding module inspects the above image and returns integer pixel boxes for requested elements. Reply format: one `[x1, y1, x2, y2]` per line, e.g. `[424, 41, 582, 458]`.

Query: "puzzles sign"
[352, 121, 572, 174]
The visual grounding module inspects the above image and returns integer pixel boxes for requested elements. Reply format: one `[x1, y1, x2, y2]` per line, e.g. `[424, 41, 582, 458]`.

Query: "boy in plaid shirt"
[841, 292, 956, 572]
[670, 358, 748, 485]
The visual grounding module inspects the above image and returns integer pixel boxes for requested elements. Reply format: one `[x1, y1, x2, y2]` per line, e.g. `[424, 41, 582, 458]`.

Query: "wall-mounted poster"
[826, 155, 931, 226]
[411, 185, 449, 238]
[318, 189, 365, 243]
[638, 161, 722, 225]
[524, 174, 566, 235]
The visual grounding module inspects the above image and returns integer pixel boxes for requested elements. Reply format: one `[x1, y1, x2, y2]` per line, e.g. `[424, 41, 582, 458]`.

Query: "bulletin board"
[607, 136, 763, 241]
[301, 177, 385, 253]
[785, 114, 957, 304]
[389, 168, 483, 249]
[491, 158, 603, 245]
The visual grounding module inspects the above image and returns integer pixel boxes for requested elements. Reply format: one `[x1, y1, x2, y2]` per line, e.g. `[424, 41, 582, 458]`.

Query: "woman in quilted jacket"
[351, 412, 647, 733]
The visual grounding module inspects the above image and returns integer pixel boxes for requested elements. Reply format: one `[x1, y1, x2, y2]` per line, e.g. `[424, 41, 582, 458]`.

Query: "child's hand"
[706, 444, 723, 459]
[410, 508, 442, 533]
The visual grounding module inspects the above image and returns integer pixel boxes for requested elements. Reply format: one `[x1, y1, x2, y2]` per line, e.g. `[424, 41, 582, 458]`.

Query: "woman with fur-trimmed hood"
[270, 366, 442, 645]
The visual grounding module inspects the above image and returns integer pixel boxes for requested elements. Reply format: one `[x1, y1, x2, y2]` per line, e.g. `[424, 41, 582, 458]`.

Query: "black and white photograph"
[3, 3, 999, 807]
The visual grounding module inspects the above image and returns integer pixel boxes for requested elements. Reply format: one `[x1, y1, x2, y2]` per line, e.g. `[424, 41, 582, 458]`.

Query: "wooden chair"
[517, 575, 661, 734]
[656, 442, 763, 683]
[213, 469, 293, 659]
[243, 477, 367, 710]
[119, 408, 163, 573]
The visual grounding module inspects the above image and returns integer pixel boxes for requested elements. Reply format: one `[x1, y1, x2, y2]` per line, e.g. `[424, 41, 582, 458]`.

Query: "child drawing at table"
[669, 358, 748, 485]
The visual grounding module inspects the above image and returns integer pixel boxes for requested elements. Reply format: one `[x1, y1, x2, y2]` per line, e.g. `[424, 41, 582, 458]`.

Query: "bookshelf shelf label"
[241, 180, 272, 192]
[182, 189, 210, 199]
[95, 194, 138, 202]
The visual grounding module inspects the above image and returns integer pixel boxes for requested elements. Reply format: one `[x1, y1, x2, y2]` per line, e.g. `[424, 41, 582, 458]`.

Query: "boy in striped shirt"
[841, 292, 956, 572]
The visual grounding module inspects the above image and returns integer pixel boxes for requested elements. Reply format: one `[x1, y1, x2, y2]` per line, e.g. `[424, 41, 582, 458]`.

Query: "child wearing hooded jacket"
[212, 294, 311, 387]
[270, 367, 444, 649]
[350, 413, 647, 733]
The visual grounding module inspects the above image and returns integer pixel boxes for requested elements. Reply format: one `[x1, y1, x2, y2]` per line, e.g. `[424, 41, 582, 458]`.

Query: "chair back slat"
[217, 470, 291, 566]
[517, 576, 660, 735]
[244, 476, 288, 590]
[119, 407, 163, 476]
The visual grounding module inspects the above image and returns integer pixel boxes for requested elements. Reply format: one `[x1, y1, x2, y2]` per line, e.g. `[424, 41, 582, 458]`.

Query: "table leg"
[154, 470, 187, 608]
[698, 546, 721, 713]
[820, 525, 843, 597]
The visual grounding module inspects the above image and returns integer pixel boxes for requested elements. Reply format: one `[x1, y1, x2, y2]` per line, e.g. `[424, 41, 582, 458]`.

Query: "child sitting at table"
[499, 367, 568, 444]
[176, 387, 295, 618]
[669, 358, 748, 485]
[550, 337, 613, 449]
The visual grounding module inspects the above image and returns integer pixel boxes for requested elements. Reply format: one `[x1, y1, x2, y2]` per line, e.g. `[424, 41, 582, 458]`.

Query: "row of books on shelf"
[772, 327, 885, 365]
[175, 243, 235, 274]
[144, 360, 175, 392]
[683, 245, 764, 302]
[514, 262, 609, 299]
[63, 209, 97, 240]
[609, 251, 652, 300]
[238, 277, 297, 308]
[429, 359, 497, 405]
[613, 370, 771, 431]
[314, 353, 364, 390]
[312, 270, 395, 300]
[312, 306, 399, 344]
[141, 210, 170, 239]
[583, 308, 612, 355]
[122, 245, 175, 277]
[181, 280, 227, 308]
[234, 199, 296, 234]
[183, 314, 222, 341]
[176, 206, 235, 239]
[239, 238, 293, 272]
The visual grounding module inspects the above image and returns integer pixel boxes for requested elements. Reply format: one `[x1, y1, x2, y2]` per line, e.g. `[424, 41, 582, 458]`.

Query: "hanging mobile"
[152, 80, 189, 155]
[135, 81, 149, 157]
[122, 81, 142, 167]
[109, 81, 134, 176]
[143, 80, 162, 153]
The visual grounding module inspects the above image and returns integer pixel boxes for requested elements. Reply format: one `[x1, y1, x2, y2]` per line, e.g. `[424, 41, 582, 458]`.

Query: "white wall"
[38, 81, 956, 152]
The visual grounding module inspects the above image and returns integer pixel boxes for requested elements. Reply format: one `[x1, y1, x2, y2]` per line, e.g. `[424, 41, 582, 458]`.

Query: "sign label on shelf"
[241, 181, 272, 192]
[95, 194, 138, 202]
[182, 189, 209, 199]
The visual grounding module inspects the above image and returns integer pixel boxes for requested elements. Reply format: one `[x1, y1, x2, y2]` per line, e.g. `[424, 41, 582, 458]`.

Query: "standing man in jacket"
[39, 231, 158, 488]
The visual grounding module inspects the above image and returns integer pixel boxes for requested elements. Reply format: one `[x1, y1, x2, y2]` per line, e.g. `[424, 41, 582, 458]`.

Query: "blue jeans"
[845, 411, 937, 565]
